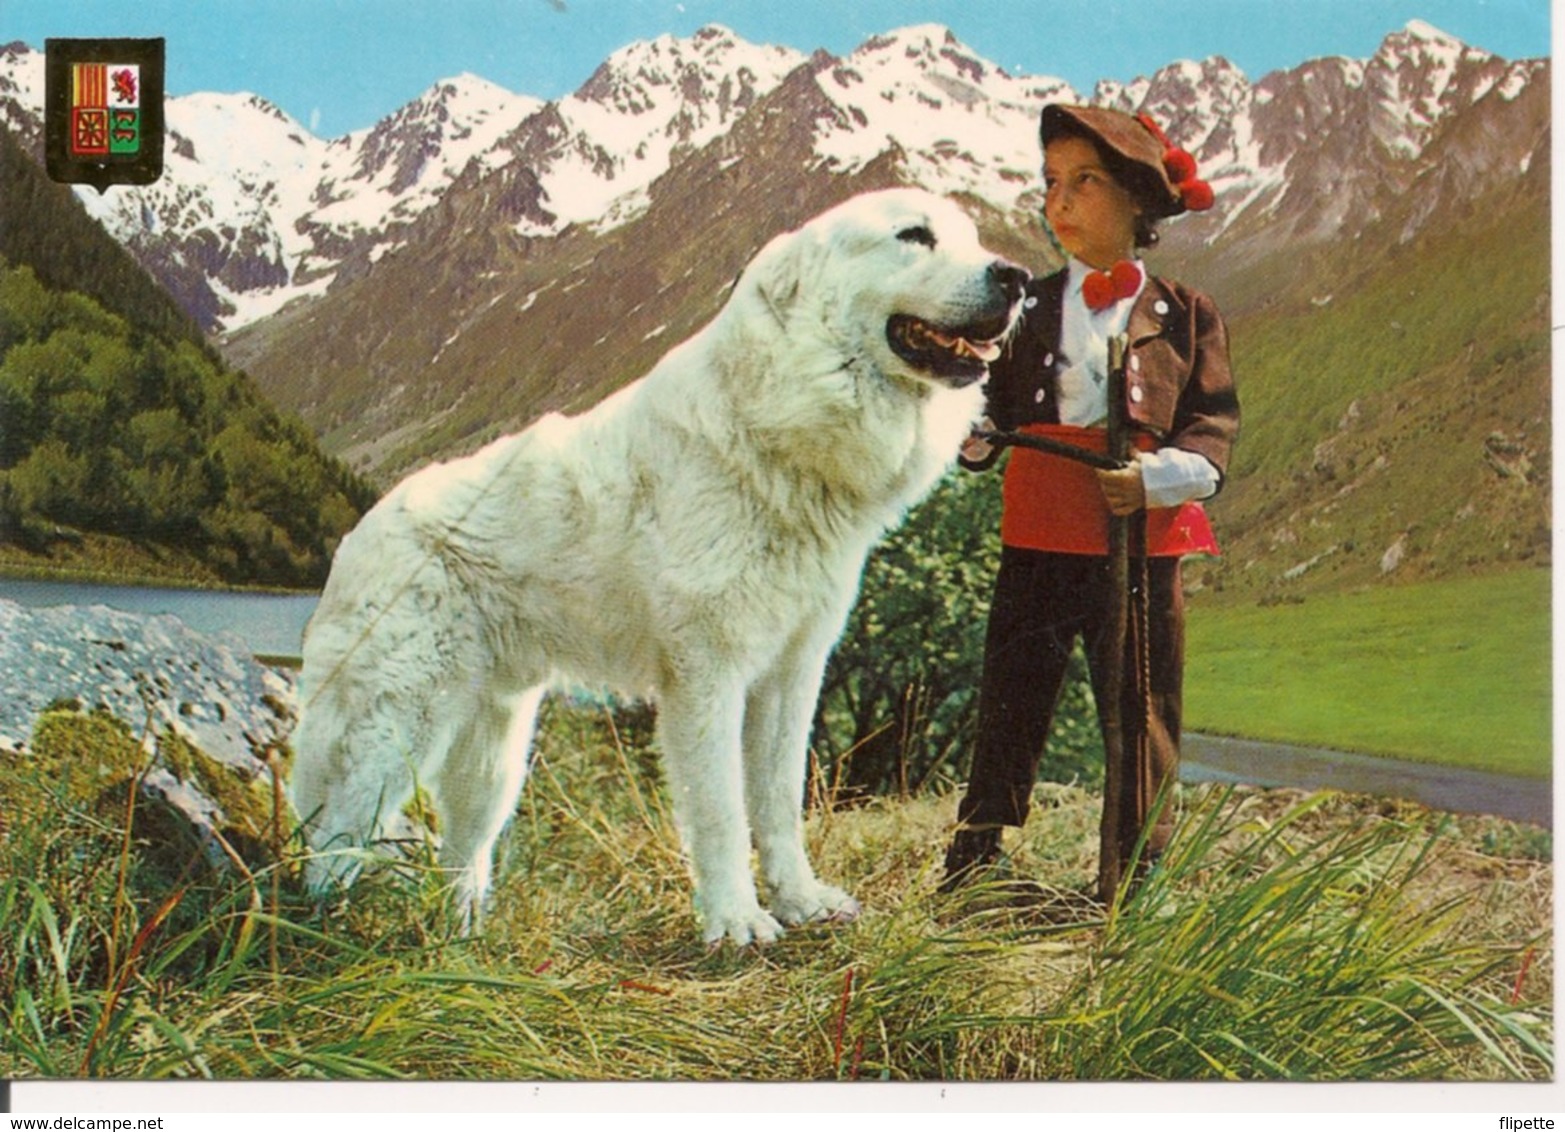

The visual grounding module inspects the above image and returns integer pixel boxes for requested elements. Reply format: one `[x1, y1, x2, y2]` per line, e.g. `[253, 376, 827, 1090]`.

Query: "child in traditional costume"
[943, 104, 1239, 902]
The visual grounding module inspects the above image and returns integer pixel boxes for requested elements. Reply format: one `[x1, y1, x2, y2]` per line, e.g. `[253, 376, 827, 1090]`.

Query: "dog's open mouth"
[886, 314, 1008, 387]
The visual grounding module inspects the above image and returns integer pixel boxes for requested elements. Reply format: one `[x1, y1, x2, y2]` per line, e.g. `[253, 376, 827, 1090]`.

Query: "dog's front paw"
[770, 882, 862, 928]
[699, 902, 786, 948]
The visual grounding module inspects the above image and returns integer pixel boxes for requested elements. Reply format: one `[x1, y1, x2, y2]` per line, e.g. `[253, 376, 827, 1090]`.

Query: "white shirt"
[1058, 258, 1221, 508]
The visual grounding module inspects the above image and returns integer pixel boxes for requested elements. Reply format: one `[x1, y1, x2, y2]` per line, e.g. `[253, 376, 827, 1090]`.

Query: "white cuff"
[1139, 448, 1221, 508]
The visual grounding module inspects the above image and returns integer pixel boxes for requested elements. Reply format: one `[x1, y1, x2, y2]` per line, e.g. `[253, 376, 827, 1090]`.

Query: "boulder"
[0, 599, 298, 868]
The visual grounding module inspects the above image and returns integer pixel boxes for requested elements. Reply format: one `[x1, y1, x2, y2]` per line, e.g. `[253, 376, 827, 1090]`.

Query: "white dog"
[289, 188, 1028, 945]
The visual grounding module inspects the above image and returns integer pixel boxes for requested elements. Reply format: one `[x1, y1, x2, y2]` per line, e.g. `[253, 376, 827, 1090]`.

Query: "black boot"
[939, 824, 1002, 893]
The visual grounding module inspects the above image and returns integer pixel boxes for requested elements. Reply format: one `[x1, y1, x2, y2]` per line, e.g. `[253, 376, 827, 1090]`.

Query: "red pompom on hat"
[1134, 112, 1215, 214]
[1040, 104, 1216, 217]
[1163, 147, 1198, 185]
[1180, 179, 1216, 212]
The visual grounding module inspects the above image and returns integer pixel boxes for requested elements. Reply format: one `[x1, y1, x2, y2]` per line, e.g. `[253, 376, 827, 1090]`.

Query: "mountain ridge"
[0, 20, 1549, 603]
[1, 20, 1541, 335]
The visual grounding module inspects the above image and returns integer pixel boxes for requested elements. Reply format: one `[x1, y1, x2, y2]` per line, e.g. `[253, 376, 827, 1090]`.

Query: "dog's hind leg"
[430, 684, 545, 927]
[657, 673, 782, 946]
[743, 632, 861, 928]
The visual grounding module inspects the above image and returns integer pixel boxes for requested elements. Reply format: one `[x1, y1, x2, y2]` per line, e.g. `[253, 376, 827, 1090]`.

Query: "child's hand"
[1096, 452, 1147, 515]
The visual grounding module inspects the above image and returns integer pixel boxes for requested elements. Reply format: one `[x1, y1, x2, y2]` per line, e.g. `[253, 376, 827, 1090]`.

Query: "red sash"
[1000, 424, 1220, 557]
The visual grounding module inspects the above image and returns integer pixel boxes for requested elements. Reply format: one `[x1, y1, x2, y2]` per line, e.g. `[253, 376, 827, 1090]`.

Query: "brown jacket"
[971, 267, 1239, 483]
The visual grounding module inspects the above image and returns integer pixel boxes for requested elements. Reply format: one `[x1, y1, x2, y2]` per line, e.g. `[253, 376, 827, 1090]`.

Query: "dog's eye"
[897, 225, 937, 249]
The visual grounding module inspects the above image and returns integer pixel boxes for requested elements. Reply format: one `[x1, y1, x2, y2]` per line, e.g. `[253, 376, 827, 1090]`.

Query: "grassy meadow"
[1186, 568, 1551, 779]
[0, 702, 1550, 1083]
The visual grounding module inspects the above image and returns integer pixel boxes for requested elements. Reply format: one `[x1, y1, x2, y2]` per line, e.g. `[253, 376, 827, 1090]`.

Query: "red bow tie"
[1081, 260, 1142, 311]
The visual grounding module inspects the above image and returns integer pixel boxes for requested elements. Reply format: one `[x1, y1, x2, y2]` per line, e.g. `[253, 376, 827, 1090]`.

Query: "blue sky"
[5, 0, 1551, 137]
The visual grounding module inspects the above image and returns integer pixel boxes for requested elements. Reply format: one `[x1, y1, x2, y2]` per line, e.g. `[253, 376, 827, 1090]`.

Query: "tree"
[813, 466, 1103, 801]
[0, 262, 373, 586]
[8, 438, 92, 525]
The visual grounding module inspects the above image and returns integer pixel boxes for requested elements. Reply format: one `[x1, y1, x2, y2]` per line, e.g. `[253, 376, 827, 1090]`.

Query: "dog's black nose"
[990, 260, 1031, 304]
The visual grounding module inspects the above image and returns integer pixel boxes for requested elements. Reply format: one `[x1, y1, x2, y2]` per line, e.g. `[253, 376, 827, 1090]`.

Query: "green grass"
[1218, 168, 1548, 488]
[0, 531, 229, 590]
[0, 704, 1551, 1082]
[1186, 568, 1551, 778]
[1039, 789, 1550, 1080]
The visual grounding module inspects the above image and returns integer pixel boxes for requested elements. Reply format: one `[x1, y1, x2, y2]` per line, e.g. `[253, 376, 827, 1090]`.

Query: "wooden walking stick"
[969, 338, 1154, 904]
[1097, 332, 1143, 905]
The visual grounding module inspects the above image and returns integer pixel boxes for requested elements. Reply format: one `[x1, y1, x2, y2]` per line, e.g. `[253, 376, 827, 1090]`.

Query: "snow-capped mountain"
[1225, 18, 1547, 248]
[298, 74, 543, 286]
[809, 25, 1073, 208]
[0, 40, 42, 149]
[0, 25, 804, 331]
[1360, 19, 1520, 158]
[0, 42, 335, 328]
[497, 25, 805, 235]
[113, 91, 333, 327]
[0, 20, 1543, 336]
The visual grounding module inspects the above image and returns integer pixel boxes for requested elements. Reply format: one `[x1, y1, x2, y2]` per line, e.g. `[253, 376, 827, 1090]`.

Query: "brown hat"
[1039, 104, 1214, 218]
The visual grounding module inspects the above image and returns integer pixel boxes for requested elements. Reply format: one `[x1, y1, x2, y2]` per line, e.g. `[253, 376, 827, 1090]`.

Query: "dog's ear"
[742, 225, 824, 329]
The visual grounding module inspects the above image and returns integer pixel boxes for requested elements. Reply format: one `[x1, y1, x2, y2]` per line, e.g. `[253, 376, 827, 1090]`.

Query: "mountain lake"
[0, 577, 319, 661]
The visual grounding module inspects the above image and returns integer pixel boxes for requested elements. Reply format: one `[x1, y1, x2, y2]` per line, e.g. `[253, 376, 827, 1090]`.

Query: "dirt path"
[1181, 733, 1552, 828]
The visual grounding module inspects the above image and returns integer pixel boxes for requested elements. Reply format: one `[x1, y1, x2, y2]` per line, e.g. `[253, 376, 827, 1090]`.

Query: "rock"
[0, 599, 298, 866]
[1380, 532, 1409, 574]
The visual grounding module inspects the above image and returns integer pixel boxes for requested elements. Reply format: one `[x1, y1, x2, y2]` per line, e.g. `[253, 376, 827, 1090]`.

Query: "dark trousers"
[956, 545, 1186, 890]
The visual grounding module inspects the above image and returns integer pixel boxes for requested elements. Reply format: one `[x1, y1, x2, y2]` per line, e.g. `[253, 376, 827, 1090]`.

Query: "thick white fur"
[290, 188, 1021, 945]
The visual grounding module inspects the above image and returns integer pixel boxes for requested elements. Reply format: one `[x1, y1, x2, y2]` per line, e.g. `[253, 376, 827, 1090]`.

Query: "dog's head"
[745, 189, 1029, 391]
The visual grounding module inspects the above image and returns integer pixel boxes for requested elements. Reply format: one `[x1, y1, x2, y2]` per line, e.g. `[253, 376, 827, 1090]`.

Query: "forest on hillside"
[0, 126, 373, 588]
[0, 261, 374, 588]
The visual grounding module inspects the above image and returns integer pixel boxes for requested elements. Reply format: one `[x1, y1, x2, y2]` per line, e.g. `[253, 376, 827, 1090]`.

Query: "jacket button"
[1035, 388, 1047, 403]
[1025, 296, 1039, 309]
[1043, 352, 1054, 367]
[1129, 354, 1142, 372]
[1130, 385, 1144, 403]
[1154, 300, 1169, 316]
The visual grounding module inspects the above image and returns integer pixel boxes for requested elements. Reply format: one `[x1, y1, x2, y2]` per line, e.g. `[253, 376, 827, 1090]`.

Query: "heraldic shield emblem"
[45, 37, 165, 192]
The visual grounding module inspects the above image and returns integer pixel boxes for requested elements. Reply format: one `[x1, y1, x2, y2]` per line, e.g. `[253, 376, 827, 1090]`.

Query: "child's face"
[1043, 136, 1142, 269]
